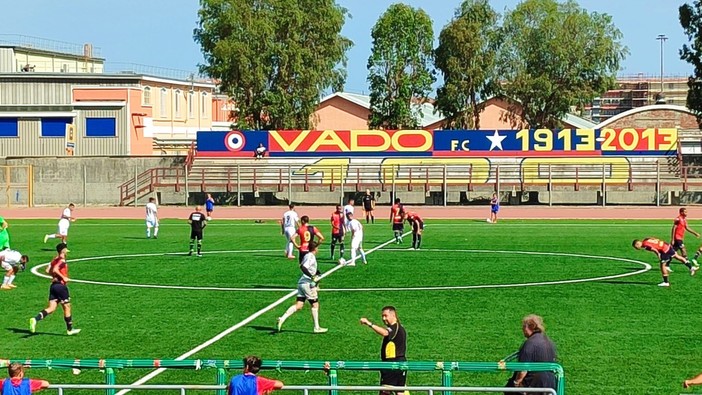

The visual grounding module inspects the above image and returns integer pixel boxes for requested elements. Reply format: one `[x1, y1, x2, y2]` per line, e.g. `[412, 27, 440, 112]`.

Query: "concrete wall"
[0, 156, 184, 206]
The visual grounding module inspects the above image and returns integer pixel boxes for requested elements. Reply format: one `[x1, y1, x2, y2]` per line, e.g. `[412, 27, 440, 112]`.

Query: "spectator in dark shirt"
[506, 314, 558, 394]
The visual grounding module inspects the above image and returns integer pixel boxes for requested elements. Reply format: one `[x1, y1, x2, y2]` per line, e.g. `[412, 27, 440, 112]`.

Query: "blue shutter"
[85, 118, 116, 137]
[41, 118, 73, 137]
[0, 118, 18, 137]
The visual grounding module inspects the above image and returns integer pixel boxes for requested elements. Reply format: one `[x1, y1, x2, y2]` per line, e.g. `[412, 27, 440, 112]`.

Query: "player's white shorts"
[297, 281, 318, 300]
[57, 219, 70, 237]
[146, 219, 158, 228]
[284, 227, 296, 241]
[1, 261, 12, 271]
[351, 236, 363, 250]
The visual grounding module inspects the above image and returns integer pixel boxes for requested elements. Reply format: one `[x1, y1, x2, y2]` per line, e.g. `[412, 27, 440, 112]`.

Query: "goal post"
[0, 165, 33, 207]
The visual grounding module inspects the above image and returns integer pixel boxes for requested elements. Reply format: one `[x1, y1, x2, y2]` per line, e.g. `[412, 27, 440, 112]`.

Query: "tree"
[499, 0, 627, 128]
[680, 1, 702, 127]
[194, 0, 353, 130]
[434, 0, 500, 129]
[367, 3, 436, 129]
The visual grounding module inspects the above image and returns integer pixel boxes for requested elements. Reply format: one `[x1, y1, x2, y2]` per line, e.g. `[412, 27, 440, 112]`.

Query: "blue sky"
[1, 0, 692, 94]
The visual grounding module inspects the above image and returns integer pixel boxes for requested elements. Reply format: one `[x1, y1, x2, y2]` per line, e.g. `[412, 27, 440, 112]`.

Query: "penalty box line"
[116, 229, 413, 395]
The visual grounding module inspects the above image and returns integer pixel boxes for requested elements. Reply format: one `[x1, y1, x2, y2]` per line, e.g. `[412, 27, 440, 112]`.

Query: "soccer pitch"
[4, 218, 702, 394]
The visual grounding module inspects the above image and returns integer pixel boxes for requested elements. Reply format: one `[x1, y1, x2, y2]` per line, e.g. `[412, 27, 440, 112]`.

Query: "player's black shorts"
[660, 246, 676, 263]
[49, 282, 70, 304]
[190, 230, 203, 240]
[392, 223, 404, 232]
[332, 233, 344, 243]
[299, 250, 309, 264]
[412, 221, 424, 232]
[380, 360, 407, 393]
[364, 205, 373, 212]
[673, 239, 685, 250]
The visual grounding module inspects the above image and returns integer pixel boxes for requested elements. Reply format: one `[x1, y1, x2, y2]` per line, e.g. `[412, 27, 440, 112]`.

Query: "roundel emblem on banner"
[225, 131, 246, 151]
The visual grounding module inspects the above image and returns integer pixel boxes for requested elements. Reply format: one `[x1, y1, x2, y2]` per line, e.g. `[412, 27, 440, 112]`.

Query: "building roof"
[562, 112, 597, 129]
[320, 92, 444, 127]
[0, 72, 216, 88]
[595, 104, 695, 128]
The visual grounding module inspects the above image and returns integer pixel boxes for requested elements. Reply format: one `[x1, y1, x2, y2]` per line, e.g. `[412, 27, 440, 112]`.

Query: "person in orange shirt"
[330, 205, 345, 260]
[632, 237, 697, 287]
[292, 216, 324, 264]
[390, 198, 405, 244]
[669, 208, 700, 272]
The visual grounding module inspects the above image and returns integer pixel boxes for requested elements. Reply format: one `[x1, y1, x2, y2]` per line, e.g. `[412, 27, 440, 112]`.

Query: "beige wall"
[142, 82, 213, 138]
[14, 49, 103, 73]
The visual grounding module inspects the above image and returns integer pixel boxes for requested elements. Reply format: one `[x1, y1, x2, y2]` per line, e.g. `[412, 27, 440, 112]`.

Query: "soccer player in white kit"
[1, 248, 28, 290]
[44, 203, 75, 245]
[343, 198, 355, 228]
[276, 240, 327, 333]
[281, 204, 300, 259]
[344, 212, 367, 266]
[145, 197, 159, 239]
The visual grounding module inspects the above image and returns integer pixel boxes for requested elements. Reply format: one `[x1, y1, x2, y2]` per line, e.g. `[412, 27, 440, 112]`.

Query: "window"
[85, 118, 116, 137]
[143, 86, 152, 106]
[0, 118, 18, 137]
[201, 92, 208, 118]
[160, 88, 168, 118]
[174, 89, 182, 118]
[188, 91, 194, 118]
[41, 118, 72, 137]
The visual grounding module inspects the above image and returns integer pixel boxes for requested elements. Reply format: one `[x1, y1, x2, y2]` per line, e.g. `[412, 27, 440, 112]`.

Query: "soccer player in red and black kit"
[293, 215, 324, 263]
[29, 242, 81, 335]
[671, 208, 701, 270]
[330, 205, 345, 260]
[406, 211, 423, 250]
[390, 198, 405, 244]
[188, 206, 208, 257]
[632, 237, 698, 286]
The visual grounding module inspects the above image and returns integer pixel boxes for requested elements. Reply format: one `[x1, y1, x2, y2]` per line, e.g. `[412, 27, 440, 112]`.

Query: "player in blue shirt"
[205, 193, 215, 219]
[488, 192, 499, 224]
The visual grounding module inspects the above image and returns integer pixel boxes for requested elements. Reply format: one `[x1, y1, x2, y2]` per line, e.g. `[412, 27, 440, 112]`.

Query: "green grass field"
[3, 217, 702, 394]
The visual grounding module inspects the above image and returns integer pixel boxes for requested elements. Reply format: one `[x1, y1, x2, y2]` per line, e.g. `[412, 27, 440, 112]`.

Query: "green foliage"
[499, 0, 627, 128]
[434, 0, 500, 129]
[680, 1, 702, 128]
[194, 0, 353, 130]
[367, 3, 436, 129]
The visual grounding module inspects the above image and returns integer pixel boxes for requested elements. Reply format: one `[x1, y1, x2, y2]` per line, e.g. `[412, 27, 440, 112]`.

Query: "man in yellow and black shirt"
[360, 306, 407, 395]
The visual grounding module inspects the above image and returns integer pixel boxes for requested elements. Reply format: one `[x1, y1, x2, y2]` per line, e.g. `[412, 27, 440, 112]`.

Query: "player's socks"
[197, 240, 203, 256]
[663, 275, 669, 283]
[189, 240, 195, 255]
[684, 261, 693, 269]
[154, 227, 159, 238]
[339, 243, 344, 257]
[417, 235, 422, 249]
[279, 305, 297, 325]
[46, 234, 57, 240]
[8, 275, 15, 285]
[64, 315, 73, 331]
[360, 249, 367, 264]
[311, 307, 320, 328]
[695, 251, 702, 260]
[330, 242, 336, 259]
[34, 310, 48, 322]
[371, 214, 374, 224]
[412, 234, 417, 248]
[146, 229, 151, 238]
[2, 276, 8, 286]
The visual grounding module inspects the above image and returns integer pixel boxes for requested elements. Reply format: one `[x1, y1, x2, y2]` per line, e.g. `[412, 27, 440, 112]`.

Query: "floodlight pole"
[657, 34, 668, 93]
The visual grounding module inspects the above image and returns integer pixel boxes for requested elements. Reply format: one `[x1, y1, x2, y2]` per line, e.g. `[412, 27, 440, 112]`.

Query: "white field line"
[31, 248, 651, 293]
[113, 230, 412, 395]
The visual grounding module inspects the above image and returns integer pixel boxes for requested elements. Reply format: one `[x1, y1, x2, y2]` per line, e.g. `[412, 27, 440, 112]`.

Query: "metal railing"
[0, 34, 102, 57]
[48, 384, 557, 395]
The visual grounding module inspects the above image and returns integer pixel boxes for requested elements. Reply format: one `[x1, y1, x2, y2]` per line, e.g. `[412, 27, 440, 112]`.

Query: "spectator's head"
[242, 356, 262, 374]
[522, 314, 545, 337]
[8, 363, 25, 379]
[394, 198, 401, 204]
[300, 215, 309, 225]
[258, 143, 264, 148]
[632, 239, 642, 249]
[309, 240, 320, 253]
[381, 306, 398, 325]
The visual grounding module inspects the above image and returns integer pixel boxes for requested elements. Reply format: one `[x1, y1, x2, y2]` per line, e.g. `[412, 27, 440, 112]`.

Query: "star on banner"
[487, 130, 506, 151]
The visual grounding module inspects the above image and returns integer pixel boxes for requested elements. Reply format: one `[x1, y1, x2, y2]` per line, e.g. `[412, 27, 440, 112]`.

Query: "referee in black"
[360, 306, 407, 395]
